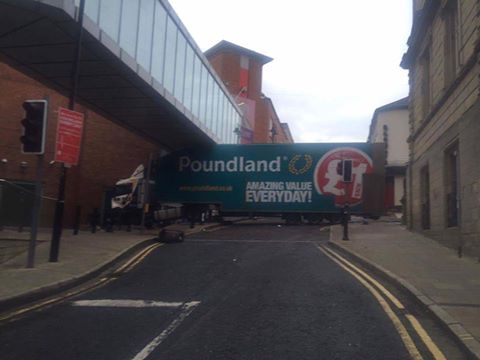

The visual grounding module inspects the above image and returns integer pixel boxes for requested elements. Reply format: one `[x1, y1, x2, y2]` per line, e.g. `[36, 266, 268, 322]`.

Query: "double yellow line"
[114, 242, 163, 274]
[317, 245, 446, 360]
[0, 242, 163, 323]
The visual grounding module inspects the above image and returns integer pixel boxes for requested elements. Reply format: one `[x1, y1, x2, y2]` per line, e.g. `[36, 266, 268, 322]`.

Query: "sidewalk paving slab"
[329, 220, 480, 359]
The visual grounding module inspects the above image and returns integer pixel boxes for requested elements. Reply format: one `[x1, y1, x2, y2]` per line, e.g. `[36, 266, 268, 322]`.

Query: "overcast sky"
[169, 0, 412, 143]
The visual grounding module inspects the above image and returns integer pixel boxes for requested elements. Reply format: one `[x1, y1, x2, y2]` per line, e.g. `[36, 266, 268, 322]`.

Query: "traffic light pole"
[49, 0, 85, 262]
[27, 155, 44, 268]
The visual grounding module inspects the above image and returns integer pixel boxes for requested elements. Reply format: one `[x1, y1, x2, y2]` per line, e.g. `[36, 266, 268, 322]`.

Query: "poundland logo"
[179, 156, 281, 173]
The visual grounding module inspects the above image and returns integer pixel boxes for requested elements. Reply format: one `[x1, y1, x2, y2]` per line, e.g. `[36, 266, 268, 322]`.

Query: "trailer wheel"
[305, 214, 323, 225]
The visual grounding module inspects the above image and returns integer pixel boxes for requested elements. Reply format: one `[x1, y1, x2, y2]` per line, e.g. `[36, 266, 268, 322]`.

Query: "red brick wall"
[253, 100, 270, 143]
[247, 59, 262, 101]
[208, 52, 241, 95]
[206, 49, 292, 144]
[0, 62, 159, 227]
[252, 99, 290, 144]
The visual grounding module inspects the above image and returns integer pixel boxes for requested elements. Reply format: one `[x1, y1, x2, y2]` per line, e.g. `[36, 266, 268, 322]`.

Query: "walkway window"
[174, 32, 186, 101]
[183, 45, 194, 112]
[220, 94, 228, 142]
[445, 142, 459, 227]
[85, 0, 100, 24]
[163, 16, 177, 94]
[420, 165, 430, 229]
[199, 65, 208, 123]
[136, 0, 155, 71]
[212, 85, 220, 135]
[206, 75, 214, 129]
[99, 2, 121, 42]
[192, 56, 201, 118]
[119, 1, 139, 57]
[151, 2, 167, 82]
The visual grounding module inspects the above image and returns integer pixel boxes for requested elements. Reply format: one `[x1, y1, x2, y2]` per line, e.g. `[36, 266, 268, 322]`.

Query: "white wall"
[370, 108, 409, 166]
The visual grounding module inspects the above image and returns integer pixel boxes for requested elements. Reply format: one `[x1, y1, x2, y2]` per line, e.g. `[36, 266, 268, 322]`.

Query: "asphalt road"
[0, 220, 467, 359]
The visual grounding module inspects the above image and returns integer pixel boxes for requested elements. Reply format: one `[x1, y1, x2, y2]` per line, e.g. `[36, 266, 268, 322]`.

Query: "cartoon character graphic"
[314, 147, 373, 207]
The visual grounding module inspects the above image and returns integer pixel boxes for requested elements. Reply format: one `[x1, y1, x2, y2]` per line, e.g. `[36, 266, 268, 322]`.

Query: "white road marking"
[71, 299, 201, 360]
[132, 301, 201, 360]
[71, 299, 184, 308]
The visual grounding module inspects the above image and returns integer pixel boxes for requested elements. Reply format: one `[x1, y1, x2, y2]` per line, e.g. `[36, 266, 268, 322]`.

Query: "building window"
[443, 1, 458, 86]
[420, 165, 430, 230]
[445, 142, 459, 227]
[421, 46, 431, 120]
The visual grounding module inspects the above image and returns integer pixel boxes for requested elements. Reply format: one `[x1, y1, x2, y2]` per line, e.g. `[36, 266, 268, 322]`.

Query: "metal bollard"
[341, 203, 350, 241]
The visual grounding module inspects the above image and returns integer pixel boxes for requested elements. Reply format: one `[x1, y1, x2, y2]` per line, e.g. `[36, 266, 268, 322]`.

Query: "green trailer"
[155, 143, 385, 224]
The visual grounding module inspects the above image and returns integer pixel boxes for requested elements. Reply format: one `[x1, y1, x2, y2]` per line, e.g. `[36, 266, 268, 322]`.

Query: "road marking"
[321, 245, 404, 310]
[116, 243, 163, 274]
[406, 314, 447, 360]
[71, 299, 184, 308]
[0, 243, 163, 323]
[132, 301, 201, 360]
[317, 245, 424, 360]
[121, 243, 162, 273]
[0, 277, 114, 323]
[318, 245, 447, 360]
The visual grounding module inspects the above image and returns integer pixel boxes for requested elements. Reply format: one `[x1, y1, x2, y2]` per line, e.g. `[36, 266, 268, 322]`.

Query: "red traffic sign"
[54, 107, 84, 166]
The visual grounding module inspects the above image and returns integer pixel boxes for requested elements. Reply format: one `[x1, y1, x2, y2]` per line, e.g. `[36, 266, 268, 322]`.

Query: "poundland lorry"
[151, 143, 385, 225]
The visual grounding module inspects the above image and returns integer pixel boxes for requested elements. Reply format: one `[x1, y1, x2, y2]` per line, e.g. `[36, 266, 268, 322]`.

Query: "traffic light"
[20, 100, 47, 154]
[343, 160, 353, 182]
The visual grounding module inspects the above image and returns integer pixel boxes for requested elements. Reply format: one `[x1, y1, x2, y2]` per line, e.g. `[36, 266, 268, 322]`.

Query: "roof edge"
[204, 40, 273, 65]
[367, 97, 409, 142]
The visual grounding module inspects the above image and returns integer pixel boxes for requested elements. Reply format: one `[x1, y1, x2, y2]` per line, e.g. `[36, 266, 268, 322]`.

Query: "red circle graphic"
[314, 147, 373, 207]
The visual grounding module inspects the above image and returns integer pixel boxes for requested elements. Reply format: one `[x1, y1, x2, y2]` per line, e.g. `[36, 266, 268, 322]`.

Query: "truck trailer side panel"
[155, 143, 384, 216]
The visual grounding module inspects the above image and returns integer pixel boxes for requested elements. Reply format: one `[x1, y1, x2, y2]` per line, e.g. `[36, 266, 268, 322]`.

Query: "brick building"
[0, 62, 159, 227]
[401, 0, 480, 256]
[205, 41, 294, 144]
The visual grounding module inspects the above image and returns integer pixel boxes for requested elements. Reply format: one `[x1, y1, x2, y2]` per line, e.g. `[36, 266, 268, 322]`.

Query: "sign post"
[49, 0, 85, 262]
[49, 108, 84, 262]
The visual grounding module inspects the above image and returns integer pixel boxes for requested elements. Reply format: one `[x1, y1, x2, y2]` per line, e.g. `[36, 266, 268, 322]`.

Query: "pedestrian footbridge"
[0, 0, 242, 149]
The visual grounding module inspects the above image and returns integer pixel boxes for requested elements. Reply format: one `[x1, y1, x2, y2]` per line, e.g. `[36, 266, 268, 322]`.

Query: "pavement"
[0, 221, 222, 312]
[329, 218, 480, 359]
